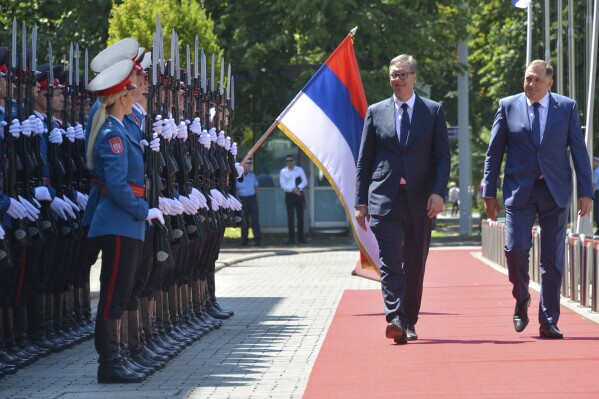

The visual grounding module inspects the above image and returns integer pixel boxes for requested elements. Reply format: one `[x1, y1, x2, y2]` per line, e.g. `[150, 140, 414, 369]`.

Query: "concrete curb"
[215, 245, 358, 272]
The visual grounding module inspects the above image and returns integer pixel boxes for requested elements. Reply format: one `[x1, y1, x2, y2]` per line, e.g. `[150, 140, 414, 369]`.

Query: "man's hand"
[578, 196, 593, 217]
[427, 194, 444, 219]
[293, 187, 302, 196]
[355, 205, 369, 231]
[484, 197, 501, 221]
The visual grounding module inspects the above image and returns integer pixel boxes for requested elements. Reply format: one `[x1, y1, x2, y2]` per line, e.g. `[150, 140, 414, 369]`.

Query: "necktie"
[399, 103, 410, 152]
[532, 102, 541, 147]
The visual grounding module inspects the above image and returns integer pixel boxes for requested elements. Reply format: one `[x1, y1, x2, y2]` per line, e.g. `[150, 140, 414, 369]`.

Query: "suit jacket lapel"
[406, 93, 424, 151]
[385, 97, 400, 148]
[517, 93, 536, 147]
[540, 93, 558, 148]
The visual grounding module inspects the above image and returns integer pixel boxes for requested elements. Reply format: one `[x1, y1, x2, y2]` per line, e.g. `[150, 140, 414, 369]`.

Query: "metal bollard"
[580, 236, 592, 307]
[567, 233, 582, 302]
[593, 237, 599, 312]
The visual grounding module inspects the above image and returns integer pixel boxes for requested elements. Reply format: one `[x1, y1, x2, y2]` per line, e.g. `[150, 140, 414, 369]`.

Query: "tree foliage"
[108, 0, 220, 69]
[0, 0, 111, 66]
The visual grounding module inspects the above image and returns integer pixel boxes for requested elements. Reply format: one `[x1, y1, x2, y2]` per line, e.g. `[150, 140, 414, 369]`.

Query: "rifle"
[173, 50, 203, 241]
[29, 31, 56, 238]
[158, 45, 188, 246]
[145, 46, 174, 269]
[5, 19, 31, 245]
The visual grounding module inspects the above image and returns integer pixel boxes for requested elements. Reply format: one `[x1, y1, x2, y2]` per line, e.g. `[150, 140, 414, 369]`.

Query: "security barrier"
[480, 220, 597, 313]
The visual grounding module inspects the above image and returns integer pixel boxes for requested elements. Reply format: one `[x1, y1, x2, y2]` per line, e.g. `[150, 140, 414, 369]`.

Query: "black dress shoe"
[385, 317, 407, 344]
[406, 323, 418, 341]
[513, 295, 531, 333]
[539, 323, 563, 339]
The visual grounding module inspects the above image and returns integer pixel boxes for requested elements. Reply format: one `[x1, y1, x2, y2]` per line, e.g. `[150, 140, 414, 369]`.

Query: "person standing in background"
[236, 159, 262, 246]
[279, 155, 308, 244]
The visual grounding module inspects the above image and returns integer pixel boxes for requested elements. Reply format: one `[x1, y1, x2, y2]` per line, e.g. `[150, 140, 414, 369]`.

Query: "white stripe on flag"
[279, 93, 380, 268]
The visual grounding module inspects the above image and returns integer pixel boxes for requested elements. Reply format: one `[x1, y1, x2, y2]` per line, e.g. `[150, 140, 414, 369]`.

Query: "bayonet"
[219, 57, 224, 96]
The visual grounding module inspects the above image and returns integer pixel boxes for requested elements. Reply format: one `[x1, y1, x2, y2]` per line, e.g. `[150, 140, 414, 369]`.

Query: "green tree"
[204, 0, 469, 154]
[108, 0, 220, 70]
[0, 0, 112, 67]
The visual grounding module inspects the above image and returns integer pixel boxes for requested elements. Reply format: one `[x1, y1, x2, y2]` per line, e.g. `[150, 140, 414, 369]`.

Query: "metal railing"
[481, 220, 599, 313]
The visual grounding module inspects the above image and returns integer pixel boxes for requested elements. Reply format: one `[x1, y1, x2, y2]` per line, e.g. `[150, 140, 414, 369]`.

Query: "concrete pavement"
[0, 245, 380, 399]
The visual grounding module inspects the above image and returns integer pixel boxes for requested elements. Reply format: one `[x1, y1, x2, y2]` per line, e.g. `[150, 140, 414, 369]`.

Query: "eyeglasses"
[390, 72, 415, 80]
[286, 159, 294, 163]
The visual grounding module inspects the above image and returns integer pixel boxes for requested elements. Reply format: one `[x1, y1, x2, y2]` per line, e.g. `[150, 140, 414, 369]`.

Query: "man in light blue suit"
[483, 60, 593, 339]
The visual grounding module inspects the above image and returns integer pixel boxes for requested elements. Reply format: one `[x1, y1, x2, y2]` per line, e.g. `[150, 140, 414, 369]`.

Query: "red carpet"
[304, 249, 599, 398]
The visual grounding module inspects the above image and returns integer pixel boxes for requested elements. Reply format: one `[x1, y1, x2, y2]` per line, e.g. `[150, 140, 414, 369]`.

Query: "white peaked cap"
[90, 38, 139, 73]
[141, 52, 151, 69]
[88, 59, 136, 96]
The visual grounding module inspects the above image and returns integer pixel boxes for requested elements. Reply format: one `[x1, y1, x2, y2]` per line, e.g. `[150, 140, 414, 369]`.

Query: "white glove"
[153, 115, 164, 136]
[18, 195, 40, 221]
[199, 130, 210, 148]
[62, 195, 81, 213]
[217, 131, 225, 147]
[34, 116, 46, 135]
[158, 196, 172, 216]
[34, 186, 52, 202]
[0, 120, 6, 139]
[146, 207, 165, 225]
[9, 119, 20, 138]
[210, 189, 227, 207]
[76, 191, 88, 210]
[149, 137, 160, 152]
[20, 118, 32, 137]
[189, 117, 201, 135]
[186, 192, 200, 209]
[166, 198, 184, 215]
[177, 121, 188, 141]
[225, 136, 231, 151]
[7, 197, 27, 219]
[190, 188, 208, 209]
[74, 123, 85, 140]
[0, 225, 5, 240]
[209, 127, 217, 143]
[48, 127, 63, 144]
[231, 142, 238, 156]
[178, 195, 197, 215]
[169, 119, 178, 138]
[209, 195, 219, 211]
[228, 195, 243, 211]
[51, 196, 76, 220]
[235, 162, 243, 178]
[65, 126, 76, 143]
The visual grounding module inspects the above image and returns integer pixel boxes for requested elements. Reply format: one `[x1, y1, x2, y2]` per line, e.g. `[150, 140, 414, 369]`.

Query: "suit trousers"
[285, 192, 304, 241]
[369, 188, 432, 324]
[504, 179, 568, 325]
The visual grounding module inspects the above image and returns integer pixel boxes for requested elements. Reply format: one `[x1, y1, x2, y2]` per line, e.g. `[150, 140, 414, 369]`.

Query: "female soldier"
[85, 58, 162, 384]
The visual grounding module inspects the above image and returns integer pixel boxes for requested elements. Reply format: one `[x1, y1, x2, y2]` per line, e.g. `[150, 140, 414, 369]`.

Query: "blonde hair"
[86, 90, 130, 169]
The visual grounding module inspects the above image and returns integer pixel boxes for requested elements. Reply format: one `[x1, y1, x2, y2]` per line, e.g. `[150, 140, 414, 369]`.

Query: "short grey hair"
[389, 54, 418, 74]
[527, 59, 553, 80]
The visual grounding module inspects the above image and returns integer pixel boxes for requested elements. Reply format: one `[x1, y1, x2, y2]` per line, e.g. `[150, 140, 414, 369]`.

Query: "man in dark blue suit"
[483, 60, 593, 339]
[355, 54, 450, 344]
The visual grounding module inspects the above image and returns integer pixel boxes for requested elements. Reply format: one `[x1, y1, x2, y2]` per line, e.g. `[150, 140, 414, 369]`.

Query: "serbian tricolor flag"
[275, 29, 381, 277]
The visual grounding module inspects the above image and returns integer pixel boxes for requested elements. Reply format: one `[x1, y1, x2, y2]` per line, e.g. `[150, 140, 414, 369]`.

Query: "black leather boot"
[96, 318, 145, 384]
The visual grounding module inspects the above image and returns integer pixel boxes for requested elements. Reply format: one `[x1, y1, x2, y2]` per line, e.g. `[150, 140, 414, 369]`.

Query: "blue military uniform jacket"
[85, 116, 148, 240]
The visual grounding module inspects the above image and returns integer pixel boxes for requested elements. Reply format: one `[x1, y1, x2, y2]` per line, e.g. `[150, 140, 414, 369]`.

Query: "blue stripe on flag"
[302, 66, 364, 161]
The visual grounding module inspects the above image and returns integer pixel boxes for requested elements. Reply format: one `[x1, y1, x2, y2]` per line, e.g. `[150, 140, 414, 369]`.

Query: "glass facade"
[249, 130, 349, 232]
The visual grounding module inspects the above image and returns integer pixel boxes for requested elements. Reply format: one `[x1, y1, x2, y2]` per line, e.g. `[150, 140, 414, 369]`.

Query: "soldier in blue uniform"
[85, 57, 162, 384]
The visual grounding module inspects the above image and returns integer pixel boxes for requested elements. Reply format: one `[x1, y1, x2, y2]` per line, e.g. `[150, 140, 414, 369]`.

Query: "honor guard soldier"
[85, 56, 163, 383]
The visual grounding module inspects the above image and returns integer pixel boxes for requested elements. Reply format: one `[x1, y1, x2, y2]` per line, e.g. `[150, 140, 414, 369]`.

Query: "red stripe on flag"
[103, 236, 121, 320]
[325, 35, 367, 119]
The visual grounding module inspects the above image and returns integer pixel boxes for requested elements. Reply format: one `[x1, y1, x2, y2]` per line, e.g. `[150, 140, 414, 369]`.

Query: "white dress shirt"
[279, 165, 308, 193]
[526, 92, 549, 143]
